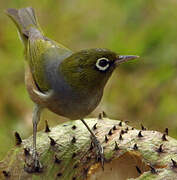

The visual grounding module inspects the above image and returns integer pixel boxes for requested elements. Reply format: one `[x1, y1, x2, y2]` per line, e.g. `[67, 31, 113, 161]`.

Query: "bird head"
[59, 48, 139, 93]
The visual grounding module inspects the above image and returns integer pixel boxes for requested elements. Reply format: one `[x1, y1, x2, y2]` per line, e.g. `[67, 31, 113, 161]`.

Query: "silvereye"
[6, 7, 139, 172]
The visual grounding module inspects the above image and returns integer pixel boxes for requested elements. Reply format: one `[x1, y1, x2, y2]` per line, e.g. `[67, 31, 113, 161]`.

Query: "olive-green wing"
[27, 37, 72, 92]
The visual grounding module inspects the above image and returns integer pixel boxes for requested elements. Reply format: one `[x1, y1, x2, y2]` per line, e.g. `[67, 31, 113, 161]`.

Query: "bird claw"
[91, 136, 104, 170]
[24, 150, 43, 173]
[32, 150, 43, 172]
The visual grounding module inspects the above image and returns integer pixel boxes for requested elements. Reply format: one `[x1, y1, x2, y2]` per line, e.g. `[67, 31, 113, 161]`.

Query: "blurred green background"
[0, 0, 177, 160]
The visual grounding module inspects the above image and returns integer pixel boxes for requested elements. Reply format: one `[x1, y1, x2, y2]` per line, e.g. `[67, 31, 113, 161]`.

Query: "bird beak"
[115, 55, 139, 65]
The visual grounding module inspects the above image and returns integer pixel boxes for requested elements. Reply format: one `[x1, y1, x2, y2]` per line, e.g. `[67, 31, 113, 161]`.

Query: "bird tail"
[6, 7, 43, 47]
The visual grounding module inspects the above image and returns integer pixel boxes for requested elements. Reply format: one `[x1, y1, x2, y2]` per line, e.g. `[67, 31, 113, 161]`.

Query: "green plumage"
[59, 49, 117, 91]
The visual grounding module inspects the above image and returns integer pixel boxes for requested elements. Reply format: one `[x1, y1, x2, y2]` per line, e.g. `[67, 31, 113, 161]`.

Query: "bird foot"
[91, 136, 104, 170]
[24, 150, 43, 173]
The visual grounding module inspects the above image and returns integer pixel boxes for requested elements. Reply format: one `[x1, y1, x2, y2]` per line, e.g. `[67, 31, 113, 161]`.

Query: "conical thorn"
[162, 134, 168, 141]
[164, 128, 168, 135]
[119, 134, 123, 140]
[45, 120, 51, 133]
[72, 125, 77, 130]
[102, 111, 107, 118]
[119, 121, 122, 127]
[93, 123, 97, 130]
[114, 141, 119, 150]
[157, 144, 163, 153]
[49, 136, 56, 146]
[105, 135, 109, 143]
[141, 124, 146, 130]
[55, 155, 61, 164]
[171, 159, 177, 168]
[71, 136, 76, 143]
[133, 143, 138, 150]
[136, 166, 142, 174]
[138, 131, 143, 138]
[120, 130, 125, 135]
[57, 172, 62, 177]
[98, 113, 102, 120]
[14, 131, 22, 145]
[113, 125, 117, 130]
[108, 129, 113, 136]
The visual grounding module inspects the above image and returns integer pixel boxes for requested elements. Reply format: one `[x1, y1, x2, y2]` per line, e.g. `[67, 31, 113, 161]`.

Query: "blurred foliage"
[0, 0, 177, 160]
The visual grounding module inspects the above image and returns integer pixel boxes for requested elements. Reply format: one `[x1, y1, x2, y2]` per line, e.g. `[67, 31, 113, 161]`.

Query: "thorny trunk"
[0, 117, 177, 180]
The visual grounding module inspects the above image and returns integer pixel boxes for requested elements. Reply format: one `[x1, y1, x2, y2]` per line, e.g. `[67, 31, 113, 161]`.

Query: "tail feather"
[6, 7, 42, 46]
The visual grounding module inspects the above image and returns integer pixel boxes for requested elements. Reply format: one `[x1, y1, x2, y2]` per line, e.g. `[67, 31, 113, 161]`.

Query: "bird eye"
[96, 57, 110, 71]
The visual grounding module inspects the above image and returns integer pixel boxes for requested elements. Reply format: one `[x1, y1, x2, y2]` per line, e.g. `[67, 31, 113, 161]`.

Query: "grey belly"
[46, 90, 103, 120]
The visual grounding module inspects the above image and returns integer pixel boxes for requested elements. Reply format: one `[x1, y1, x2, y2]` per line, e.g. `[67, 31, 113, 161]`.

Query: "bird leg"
[25, 104, 43, 173]
[81, 119, 104, 170]
[32, 104, 43, 169]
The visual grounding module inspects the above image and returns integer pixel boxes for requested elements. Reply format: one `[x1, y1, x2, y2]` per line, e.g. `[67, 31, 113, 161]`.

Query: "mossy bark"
[0, 118, 177, 180]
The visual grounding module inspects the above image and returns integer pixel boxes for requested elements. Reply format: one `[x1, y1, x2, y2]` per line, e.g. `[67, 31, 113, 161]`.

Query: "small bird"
[6, 7, 139, 172]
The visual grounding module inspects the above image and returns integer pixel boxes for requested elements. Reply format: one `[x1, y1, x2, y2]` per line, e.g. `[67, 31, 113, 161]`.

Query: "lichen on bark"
[0, 117, 177, 180]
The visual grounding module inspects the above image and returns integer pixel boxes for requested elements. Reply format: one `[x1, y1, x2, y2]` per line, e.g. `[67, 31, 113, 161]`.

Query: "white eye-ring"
[96, 57, 110, 71]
